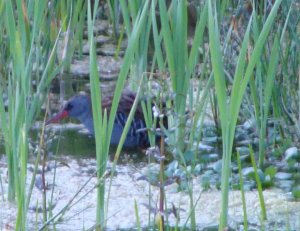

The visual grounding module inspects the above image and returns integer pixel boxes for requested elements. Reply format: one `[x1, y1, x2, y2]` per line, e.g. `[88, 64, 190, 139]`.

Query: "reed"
[249, 13, 280, 169]
[134, 199, 142, 231]
[249, 145, 267, 220]
[0, 0, 298, 229]
[119, 0, 152, 91]
[58, 0, 86, 72]
[107, 0, 122, 40]
[278, 2, 300, 138]
[152, 1, 210, 228]
[0, 1, 64, 230]
[208, 1, 282, 229]
[88, 0, 151, 229]
[237, 151, 248, 231]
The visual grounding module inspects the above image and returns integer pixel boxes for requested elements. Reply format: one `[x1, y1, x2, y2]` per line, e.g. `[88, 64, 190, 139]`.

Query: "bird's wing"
[101, 90, 144, 119]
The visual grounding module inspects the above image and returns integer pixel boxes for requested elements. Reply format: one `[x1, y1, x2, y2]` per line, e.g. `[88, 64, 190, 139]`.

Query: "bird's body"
[47, 90, 149, 148]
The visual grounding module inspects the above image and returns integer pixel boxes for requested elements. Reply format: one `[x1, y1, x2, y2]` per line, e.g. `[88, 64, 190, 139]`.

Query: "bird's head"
[46, 94, 91, 124]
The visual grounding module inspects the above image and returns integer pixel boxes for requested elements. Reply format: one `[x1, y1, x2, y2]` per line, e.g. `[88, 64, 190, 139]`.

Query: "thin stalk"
[249, 146, 267, 220]
[41, 140, 48, 224]
[158, 136, 165, 229]
[134, 199, 142, 231]
[87, 1, 105, 229]
[237, 151, 248, 231]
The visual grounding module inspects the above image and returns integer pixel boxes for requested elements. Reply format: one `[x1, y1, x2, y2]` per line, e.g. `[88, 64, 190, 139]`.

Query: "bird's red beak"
[46, 110, 69, 125]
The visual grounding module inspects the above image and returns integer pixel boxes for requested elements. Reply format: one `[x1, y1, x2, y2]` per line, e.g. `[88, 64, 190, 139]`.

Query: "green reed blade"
[237, 151, 248, 231]
[208, 1, 282, 229]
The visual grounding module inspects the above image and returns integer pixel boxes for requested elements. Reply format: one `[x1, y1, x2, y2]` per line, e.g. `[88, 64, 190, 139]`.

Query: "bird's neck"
[75, 108, 94, 134]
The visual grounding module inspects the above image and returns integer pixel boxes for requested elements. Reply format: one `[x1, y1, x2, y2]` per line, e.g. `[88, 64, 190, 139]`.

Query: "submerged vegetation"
[0, 0, 299, 230]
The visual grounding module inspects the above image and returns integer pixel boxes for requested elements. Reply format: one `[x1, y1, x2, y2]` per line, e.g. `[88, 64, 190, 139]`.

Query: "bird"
[46, 90, 151, 149]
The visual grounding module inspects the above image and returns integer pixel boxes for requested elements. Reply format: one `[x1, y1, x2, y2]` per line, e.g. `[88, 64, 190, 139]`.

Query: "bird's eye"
[65, 102, 73, 111]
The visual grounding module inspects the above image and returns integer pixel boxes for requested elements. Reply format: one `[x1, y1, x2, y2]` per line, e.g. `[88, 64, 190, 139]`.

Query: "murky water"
[1, 16, 300, 231]
[1, 155, 300, 230]
[0, 73, 299, 230]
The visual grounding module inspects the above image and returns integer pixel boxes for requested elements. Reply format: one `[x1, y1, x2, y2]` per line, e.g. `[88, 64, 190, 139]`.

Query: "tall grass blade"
[258, 37, 280, 167]
[237, 151, 248, 231]
[208, 0, 282, 229]
[87, 0, 107, 229]
[88, 0, 150, 229]
[134, 199, 142, 231]
[249, 145, 267, 220]
[1, 1, 63, 229]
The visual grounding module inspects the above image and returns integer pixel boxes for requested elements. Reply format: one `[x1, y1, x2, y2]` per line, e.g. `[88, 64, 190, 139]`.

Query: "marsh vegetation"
[0, 0, 299, 230]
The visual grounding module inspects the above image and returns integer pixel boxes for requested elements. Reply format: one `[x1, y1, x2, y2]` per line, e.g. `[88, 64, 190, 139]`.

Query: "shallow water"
[1, 76, 299, 230]
[1, 21, 299, 229]
[1, 154, 300, 230]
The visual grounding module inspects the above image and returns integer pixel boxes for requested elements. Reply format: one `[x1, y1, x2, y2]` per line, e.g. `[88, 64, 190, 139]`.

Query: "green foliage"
[292, 187, 300, 199]
[0, 0, 62, 229]
[88, 0, 151, 229]
[208, 0, 282, 229]
[0, 0, 298, 230]
[237, 151, 248, 231]
[249, 145, 267, 220]
[263, 166, 277, 187]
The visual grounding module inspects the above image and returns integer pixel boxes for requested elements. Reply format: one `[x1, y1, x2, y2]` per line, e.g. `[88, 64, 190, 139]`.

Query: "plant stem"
[159, 136, 165, 230]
